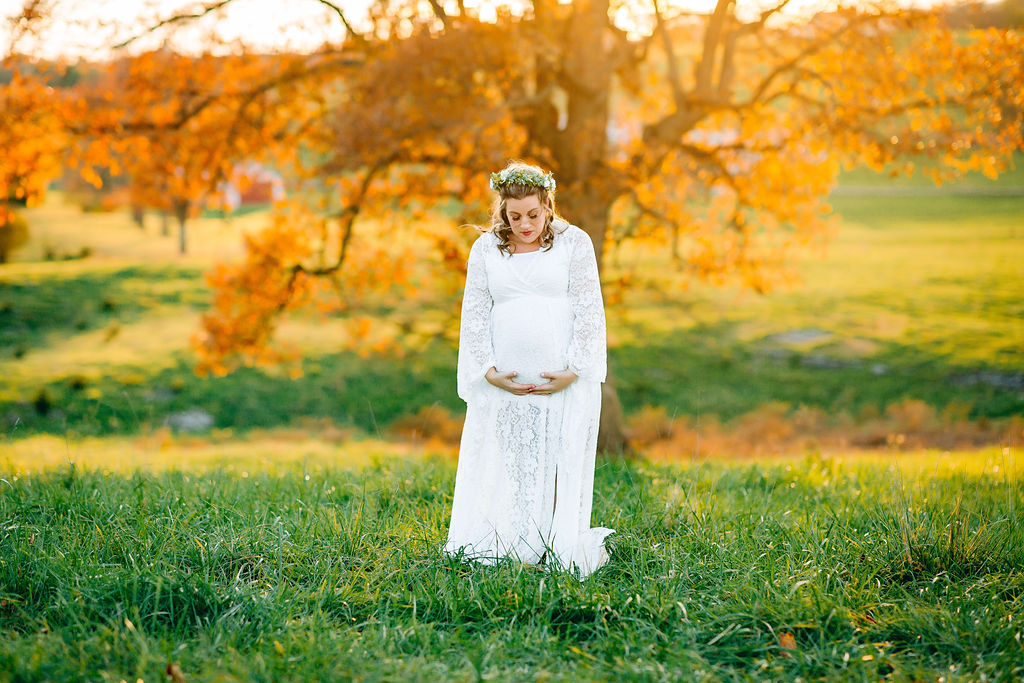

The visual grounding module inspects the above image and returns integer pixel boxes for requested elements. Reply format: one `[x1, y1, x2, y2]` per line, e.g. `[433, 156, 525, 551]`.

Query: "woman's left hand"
[529, 370, 579, 395]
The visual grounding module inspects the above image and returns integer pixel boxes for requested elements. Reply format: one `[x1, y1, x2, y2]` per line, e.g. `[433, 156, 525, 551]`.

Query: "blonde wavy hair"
[488, 161, 561, 257]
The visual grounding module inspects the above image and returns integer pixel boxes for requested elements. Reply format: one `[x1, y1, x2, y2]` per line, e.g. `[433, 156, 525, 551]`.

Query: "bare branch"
[426, 0, 450, 28]
[652, 0, 685, 106]
[315, 0, 368, 44]
[741, 11, 880, 108]
[4, 0, 48, 57]
[734, 0, 793, 36]
[716, 26, 736, 98]
[289, 162, 384, 282]
[694, 0, 734, 96]
[675, 144, 740, 194]
[112, 0, 235, 50]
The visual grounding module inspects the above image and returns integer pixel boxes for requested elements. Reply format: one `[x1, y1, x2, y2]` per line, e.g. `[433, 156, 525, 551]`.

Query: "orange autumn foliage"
[183, 2, 1022, 381]
[193, 204, 321, 375]
[0, 65, 67, 226]
[65, 47, 344, 253]
[3, 1, 1021, 396]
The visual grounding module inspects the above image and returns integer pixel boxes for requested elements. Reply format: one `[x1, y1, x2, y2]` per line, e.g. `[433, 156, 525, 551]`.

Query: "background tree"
[192, 0, 1023, 451]
[0, 4, 75, 265]
[0, 61, 67, 239]
[68, 47, 338, 254]
[11, 0, 1020, 450]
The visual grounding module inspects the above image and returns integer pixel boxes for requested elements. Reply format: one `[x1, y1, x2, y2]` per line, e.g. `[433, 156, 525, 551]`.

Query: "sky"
[2, 0, 363, 60]
[1, 0, 980, 61]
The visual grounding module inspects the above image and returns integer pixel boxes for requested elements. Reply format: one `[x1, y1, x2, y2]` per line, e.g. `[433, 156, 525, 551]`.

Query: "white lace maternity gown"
[442, 219, 615, 580]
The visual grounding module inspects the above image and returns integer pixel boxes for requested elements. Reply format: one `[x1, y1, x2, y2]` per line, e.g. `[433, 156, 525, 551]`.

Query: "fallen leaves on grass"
[166, 662, 186, 682]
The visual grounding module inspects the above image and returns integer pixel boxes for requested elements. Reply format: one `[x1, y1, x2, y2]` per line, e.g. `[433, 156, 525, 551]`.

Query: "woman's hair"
[488, 161, 560, 257]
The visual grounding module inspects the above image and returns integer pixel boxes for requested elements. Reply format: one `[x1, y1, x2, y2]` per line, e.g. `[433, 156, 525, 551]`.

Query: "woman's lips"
[522, 230, 533, 236]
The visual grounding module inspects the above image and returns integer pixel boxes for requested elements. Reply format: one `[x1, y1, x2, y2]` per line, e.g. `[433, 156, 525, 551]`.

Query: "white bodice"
[455, 220, 607, 402]
[489, 238, 572, 386]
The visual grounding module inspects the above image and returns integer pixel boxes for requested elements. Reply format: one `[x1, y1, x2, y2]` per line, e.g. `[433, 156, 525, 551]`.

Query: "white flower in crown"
[489, 168, 556, 192]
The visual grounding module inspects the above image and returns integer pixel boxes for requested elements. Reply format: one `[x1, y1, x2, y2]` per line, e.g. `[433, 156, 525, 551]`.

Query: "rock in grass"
[950, 371, 1024, 395]
[767, 328, 833, 345]
[165, 408, 214, 433]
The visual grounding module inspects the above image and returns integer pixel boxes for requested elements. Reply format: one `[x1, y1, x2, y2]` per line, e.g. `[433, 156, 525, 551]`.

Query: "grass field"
[1, 450, 1021, 681]
[1, 163, 1022, 680]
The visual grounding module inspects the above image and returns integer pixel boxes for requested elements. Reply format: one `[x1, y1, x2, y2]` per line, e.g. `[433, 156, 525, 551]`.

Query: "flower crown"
[489, 167, 556, 192]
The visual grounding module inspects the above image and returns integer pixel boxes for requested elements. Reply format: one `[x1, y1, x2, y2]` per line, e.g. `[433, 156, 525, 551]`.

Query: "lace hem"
[442, 527, 615, 581]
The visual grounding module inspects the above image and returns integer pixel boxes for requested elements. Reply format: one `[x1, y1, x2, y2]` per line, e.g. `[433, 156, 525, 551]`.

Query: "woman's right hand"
[485, 367, 536, 395]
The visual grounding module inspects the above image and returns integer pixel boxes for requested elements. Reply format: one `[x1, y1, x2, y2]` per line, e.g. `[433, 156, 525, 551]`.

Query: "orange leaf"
[166, 662, 186, 683]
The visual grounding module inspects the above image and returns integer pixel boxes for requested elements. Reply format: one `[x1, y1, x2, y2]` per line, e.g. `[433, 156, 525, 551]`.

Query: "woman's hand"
[530, 369, 578, 395]
[485, 367, 536, 395]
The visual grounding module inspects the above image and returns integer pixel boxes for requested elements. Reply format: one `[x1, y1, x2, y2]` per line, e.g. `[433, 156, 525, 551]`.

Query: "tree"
[1, 4, 81, 232]
[10, 0, 1022, 450]
[0, 61, 67, 236]
[68, 47, 336, 254]
[193, 0, 1022, 451]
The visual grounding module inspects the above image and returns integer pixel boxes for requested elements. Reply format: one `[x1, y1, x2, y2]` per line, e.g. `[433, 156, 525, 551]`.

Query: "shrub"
[31, 387, 53, 416]
[390, 405, 464, 444]
[626, 405, 676, 446]
[884, 398, 939, 432]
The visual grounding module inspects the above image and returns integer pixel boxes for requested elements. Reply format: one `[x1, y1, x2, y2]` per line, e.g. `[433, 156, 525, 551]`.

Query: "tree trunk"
[598, 375, 630, 454]
[131, 204, 145, 230]
[560, 191, 632, 455]
[174, 200, 189, 255]
[545, 0, 632, 454]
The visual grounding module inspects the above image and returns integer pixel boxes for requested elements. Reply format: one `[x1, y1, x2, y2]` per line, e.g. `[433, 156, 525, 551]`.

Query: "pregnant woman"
[442, 161, 615, 580]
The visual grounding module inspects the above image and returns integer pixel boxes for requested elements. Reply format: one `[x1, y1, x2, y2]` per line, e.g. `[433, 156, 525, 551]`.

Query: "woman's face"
[505, 194, 548, 247]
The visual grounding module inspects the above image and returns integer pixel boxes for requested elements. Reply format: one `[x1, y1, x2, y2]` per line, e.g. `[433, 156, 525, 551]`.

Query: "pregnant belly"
[492, 297, 570, 387]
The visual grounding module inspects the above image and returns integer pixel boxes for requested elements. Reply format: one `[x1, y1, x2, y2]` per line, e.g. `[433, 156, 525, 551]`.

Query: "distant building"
[216, 161, 285, 210]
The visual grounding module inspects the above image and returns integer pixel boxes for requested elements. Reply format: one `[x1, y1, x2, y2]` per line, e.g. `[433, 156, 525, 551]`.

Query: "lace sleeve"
[565, 227, 607, 383]
[456, 234, 496, 402]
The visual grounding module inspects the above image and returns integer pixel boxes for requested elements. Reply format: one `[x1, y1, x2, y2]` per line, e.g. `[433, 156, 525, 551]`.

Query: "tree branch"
[741, 10, 880, 108]
[694, 0, 734, 96]
[314, 0, 368, 44]
[112, 0, 236, 50]
[288, 162, 384, 287]
[716, 25, 736, 99]
[734, 0, 793, 36]
[74, 51, 361, 137]
[426, 0, 450, 28]
[652, 0, 685, 106]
